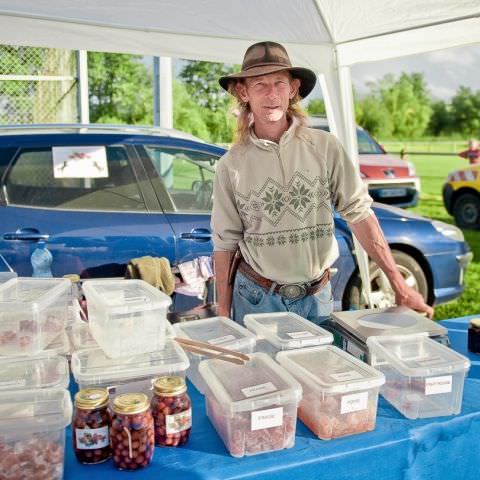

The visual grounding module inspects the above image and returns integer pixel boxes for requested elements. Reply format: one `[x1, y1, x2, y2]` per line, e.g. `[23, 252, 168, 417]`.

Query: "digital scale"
[325, 306, 450, 363]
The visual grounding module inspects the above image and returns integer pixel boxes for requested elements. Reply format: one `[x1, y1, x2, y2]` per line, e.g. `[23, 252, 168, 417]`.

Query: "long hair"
[228, 79, 308, 145]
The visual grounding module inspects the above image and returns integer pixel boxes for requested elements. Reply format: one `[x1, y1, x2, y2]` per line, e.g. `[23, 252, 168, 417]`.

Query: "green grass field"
[381, 142, 479, 321]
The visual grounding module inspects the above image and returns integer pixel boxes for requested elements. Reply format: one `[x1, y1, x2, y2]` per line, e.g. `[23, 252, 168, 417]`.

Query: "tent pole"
[153, 56, 173, 129]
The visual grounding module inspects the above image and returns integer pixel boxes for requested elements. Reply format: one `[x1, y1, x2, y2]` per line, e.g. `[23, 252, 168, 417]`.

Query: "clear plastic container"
[174, 317, 256, 393]
[82, 279, 171, 358]
[71, 338, 190, 398]
[68, 323, 98, 351]
[0, 388, 72, 480]
[367, 334, 470, 419]
[277, 345, 385, 440]
[244, 312, 333, 356]
[199, 352, 302, 457]
[0, 355, 69, 391]
[0, 277, 71, 355]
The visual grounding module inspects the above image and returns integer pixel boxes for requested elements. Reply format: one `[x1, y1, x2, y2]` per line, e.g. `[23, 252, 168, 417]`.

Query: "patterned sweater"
[211, 119, 373, 283]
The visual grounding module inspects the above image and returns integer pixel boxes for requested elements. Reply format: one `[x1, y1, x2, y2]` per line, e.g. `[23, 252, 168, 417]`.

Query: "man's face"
[236, 71, 300, 124]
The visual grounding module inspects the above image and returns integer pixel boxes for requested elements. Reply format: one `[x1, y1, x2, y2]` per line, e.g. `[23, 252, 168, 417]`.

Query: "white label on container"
[0, 379, 26, 388]
[208, 334, 236, 345]
[286, 331, 315, 339]
[75, 426, 109, 449]
[330, 370, 364, 382]
[340, 391, 368, 414]
[415, 356, 444, 367]
[241, 382, 277, 398]
[425, 375, 452, 395]
[251, 407, 283, 431]
[166, 408, 192, 434]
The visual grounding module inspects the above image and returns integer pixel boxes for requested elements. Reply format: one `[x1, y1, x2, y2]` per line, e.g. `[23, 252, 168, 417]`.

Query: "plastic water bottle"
[31, 240, 53, 278]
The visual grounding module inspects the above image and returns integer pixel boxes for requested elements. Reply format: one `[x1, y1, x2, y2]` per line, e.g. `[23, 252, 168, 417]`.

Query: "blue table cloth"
[64, 318, 480, 480]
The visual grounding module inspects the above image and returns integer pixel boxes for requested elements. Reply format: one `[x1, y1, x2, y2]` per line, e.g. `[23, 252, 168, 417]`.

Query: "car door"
[0, 136, 176, 278]
[136, 141, 224, 264]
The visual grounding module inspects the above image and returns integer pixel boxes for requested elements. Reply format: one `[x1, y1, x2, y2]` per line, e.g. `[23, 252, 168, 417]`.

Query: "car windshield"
[357, 129, 384, 155]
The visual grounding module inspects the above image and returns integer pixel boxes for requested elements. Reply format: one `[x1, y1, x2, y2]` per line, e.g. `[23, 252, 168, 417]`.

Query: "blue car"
[0, 125, 472, 311]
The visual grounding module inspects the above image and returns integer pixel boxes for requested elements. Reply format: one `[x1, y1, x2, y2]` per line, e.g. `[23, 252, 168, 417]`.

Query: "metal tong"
[174, 337, 250, 365]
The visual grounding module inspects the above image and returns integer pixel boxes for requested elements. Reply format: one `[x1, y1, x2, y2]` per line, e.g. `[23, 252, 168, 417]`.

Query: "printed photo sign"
[52, 146, 108, 178]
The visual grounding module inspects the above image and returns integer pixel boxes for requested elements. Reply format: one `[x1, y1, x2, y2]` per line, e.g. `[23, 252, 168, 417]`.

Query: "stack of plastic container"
[173, 316, 256, 393]
[0, 277, 73, 480]
[367, 333, 470, 419]
[244, 312, 333, 357]
[71, 279, 189, 398]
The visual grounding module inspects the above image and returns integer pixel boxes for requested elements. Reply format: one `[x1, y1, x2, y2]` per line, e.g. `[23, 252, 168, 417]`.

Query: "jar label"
[340, 391, 368, 414]
[251, 407, 283, 431]
[241, 382, 277, 398]
[75, 426, 110, 450]
[166, 408, 192, 434]
[425, 375, 452, 395]
[286, 331, 315, 339]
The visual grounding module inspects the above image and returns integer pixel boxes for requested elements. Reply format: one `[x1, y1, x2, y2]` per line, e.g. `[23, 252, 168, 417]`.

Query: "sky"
[332, 43, 479, 102]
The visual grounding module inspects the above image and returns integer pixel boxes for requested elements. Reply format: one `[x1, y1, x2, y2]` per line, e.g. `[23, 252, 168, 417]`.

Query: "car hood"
[371, 202, 426, 221]
[359, 153, 408, 168]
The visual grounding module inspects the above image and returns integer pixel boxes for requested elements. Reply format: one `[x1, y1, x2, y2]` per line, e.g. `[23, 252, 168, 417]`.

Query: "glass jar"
[468, 318, 480, 354]
[151, 376, 192, 447]
[73, 388, 112, 464]
[110, 393, 155, 470]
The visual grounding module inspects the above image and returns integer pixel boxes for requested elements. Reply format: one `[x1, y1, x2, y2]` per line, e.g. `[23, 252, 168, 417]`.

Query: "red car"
[309, 116, 420, 207]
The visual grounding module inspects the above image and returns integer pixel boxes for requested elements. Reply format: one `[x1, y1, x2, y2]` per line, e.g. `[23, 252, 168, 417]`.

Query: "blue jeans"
[232, 271, 333, 326]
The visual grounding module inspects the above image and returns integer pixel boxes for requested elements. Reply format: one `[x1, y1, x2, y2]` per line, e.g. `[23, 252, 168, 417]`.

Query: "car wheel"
[452, 193, 480, 229]
[342, 250, 429, 310]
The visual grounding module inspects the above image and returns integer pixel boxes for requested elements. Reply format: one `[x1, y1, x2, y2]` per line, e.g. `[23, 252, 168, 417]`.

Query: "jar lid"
[470, 318, 480, 328]
[75, 388, 109, 409]
[112, 393, 150, 415]
[153, 376, 187, 396]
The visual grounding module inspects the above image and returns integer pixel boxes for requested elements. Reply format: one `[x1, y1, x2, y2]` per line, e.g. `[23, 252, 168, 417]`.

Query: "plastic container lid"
[0, 277, 71, 310]
[0, 388, 72, 435]
[173, 317, 256, 352]
[198, 352, 302, 414]
[82, 279, 172, 315]
[366, 334, 471, 377]
[276, 345, 385, 394]
[244, 312, 333, 350]
[0, 355, 69, 391]
[71, 338, 190, 386]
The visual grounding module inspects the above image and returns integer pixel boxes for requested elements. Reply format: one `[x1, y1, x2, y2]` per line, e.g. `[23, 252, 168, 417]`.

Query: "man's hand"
[393, 281, 434, 319]
[350, 214, 434, 319]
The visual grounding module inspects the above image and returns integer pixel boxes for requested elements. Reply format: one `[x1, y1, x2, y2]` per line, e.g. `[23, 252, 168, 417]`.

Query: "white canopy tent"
[0, 0, 478, 306]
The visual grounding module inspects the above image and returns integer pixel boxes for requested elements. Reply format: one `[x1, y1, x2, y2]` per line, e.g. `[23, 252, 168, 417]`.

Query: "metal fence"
[0, 45, 78, 124]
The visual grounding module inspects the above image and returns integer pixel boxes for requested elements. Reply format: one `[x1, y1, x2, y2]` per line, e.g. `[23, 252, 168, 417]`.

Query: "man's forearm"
[214, 251, 235, 317]
[348, 214, 404, 291]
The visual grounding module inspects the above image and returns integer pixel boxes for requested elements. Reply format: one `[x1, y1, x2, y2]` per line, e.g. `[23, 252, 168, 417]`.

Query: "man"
[212, 41, 433, 324]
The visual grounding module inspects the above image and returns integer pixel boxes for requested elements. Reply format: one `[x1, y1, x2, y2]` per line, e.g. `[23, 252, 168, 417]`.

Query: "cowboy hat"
[219, 41, 316, 99]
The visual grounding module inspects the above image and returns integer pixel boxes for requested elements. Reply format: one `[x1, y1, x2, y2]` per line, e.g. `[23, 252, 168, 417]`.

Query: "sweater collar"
[249, 116, 299, 150]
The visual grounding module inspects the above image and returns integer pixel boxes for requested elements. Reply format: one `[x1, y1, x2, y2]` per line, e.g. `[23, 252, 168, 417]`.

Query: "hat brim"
[219, 65, 316, 99]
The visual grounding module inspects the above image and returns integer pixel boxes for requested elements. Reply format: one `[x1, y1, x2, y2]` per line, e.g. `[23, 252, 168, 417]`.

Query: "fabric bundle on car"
[125, 256, 176, 295]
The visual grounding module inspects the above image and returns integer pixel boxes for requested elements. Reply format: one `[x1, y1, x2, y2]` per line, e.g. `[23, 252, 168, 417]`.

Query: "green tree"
[450, 86, 480, 137]
[306, 98, 326, 116]
[427, 100, 452, 136]
[179, 60, 236, 143]
[355, 94, 394, 138]
[88, 52, 153, 124]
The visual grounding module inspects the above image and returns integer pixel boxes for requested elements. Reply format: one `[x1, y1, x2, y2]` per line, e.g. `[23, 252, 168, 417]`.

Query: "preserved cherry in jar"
[151, 376, 192, 447]
[110, 393, 155, 470]
[73, 388, 112, 464]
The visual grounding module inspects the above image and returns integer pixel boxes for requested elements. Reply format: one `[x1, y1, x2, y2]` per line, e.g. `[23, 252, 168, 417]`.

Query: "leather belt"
[238, 260, 330, 300]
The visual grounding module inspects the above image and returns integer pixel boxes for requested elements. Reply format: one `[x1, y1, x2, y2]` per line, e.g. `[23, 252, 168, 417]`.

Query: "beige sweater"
[211, 120, 373, 283]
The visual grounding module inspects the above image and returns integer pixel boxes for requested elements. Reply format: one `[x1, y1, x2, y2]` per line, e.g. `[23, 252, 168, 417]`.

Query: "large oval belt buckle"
[278, 283, 307, 300]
